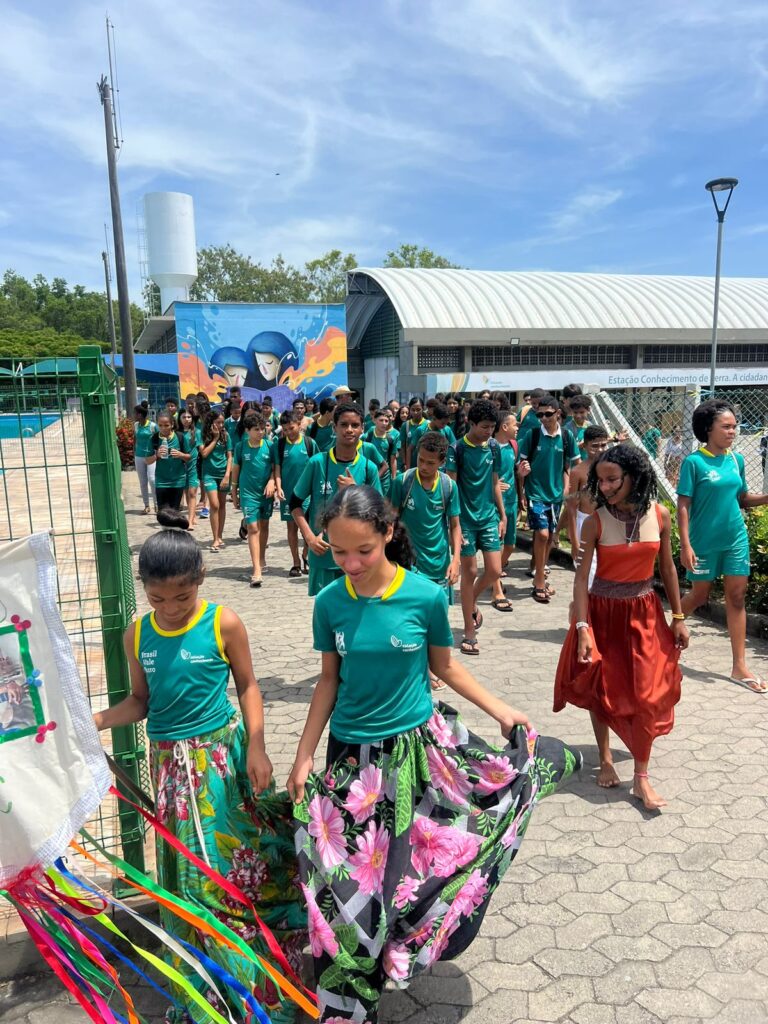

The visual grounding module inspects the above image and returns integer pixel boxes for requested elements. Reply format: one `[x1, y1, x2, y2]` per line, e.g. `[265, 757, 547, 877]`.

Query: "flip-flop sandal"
[250, 577, 263, 588]
[729, 675, 768, 694]
[302, 556, 309, 575]
[472, 608, 483, 630]
[544, 583, 556, 597]
[532, 587, 550, 604]
[460, 636, 480, 655]
[288, 565, 303, 578]
[491, 598, 514, 612]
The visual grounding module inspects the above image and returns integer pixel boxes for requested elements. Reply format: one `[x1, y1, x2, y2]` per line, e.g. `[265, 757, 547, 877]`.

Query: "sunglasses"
[536, 410, 557, 419]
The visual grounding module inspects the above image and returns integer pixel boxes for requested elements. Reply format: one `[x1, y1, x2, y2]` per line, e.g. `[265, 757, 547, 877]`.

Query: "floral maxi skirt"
[293, 703, 581, 1023]
[151, 717, 307, 1024]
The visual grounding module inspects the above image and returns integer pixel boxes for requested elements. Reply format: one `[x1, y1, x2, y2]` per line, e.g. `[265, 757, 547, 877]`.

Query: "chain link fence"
[592, 386, 768, 495]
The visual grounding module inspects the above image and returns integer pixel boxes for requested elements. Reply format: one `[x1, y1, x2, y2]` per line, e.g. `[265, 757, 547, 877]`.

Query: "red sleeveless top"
[593, 503, 662, 583]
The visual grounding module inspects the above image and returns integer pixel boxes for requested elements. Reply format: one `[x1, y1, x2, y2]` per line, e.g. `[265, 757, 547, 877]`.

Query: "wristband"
[671, 613, 685, 621]
[575, 621, 589, 630]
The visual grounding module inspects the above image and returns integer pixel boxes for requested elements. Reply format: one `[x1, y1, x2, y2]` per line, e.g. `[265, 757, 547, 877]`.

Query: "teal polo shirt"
[313, 566, 454, 743]
[235, 437, 274, 494]
[292, 448, 382, 569]
[390, 470, 460, 579]
[678, 449, 747, 553]
[518, 427, 579, 505]
[444, 436, 502, 526]
[497, 440, 519, 515]
[400, 418, 430, 468]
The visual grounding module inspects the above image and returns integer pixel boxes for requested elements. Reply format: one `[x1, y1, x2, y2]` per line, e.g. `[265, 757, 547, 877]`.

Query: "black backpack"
[450, 436, 500, 474]
[277, 435, 314, 463]
[398, 468, 453, 529]
[524, 427, 573, 473]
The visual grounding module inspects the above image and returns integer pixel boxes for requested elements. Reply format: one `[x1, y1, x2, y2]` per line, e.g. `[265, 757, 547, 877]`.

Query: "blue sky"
[1, 0, 767, 300]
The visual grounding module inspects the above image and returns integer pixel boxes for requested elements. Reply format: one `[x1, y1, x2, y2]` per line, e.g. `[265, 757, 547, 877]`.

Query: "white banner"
[427, 367, 768, 393]
[0, 534, 110, 885]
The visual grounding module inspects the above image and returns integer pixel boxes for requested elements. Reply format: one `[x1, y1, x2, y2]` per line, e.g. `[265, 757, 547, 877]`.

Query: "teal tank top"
[135, 601, 235, 740]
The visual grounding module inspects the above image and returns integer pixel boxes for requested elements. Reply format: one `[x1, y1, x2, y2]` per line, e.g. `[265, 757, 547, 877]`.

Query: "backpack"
[450, 436, 500, 474]
[524, 427, 572, 473]
[277, 435, 314, 464]
[398, 468, 453, 530]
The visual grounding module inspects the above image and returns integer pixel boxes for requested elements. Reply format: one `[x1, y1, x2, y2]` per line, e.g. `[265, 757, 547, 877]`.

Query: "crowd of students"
[123, 382, 768, 1023]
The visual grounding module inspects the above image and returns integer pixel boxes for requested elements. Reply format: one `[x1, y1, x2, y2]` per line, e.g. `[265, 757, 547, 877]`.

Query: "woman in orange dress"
[554, 444, 689, 811]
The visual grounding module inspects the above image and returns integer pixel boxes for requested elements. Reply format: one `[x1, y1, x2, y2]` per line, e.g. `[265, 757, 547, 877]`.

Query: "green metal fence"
[0, 346, 146, 910]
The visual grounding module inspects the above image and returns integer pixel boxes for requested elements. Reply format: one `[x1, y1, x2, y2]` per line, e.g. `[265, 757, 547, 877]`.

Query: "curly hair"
[467, 398, 499, 426]
[201, 409, 226, 446]
[691, 399, 736, 444]
[320, 485, 414, 569]
[586, 443, 657, 515]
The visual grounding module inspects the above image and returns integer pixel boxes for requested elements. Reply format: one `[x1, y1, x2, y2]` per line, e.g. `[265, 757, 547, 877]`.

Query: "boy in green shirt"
[364, 407, 400, 493]
[445, 399, 506, 656]
[518, 394, 580, 604]
[291, 401, 382, 596]
[308, 397, 336, 452]
[232, 412, 276, 588]
[273, 410, 319, 577]
[413, 402, 456, 463]
[490, 411, 520, 609]
[363, 398, 381, 433]
[400, 397, 429, 469]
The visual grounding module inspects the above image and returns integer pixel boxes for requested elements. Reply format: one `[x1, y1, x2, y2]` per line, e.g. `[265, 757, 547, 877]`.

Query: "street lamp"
[705, 177, 738, 395]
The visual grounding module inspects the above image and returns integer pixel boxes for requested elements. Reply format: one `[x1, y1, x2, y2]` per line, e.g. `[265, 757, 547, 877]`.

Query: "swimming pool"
[0, 413, 61, 439]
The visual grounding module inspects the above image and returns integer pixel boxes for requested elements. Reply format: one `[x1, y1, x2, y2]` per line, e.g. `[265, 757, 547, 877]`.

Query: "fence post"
[77, 345, 146, 875]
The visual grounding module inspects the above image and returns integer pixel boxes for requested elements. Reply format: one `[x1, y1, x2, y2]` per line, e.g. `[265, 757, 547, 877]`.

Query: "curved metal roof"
[350, 268, 768, 332]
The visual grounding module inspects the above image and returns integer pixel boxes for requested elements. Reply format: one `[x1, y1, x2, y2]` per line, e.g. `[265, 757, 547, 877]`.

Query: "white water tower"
[143, 191, 198, 313]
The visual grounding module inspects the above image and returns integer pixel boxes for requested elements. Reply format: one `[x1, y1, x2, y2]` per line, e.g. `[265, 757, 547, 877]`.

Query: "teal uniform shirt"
[181, 426, 201, 488]
[134, 420, 158, 458]
[273, 435, 319, 517]
[497, 439, 519, 517]
[400, 418, 430, 468]
[677, 449, 748, 553]
[642, 427, 662, 457]
[310, 419, 335, 453]
[152, 431, 188, 489]
[517, 408, 539, 443]
[390, 470, 460, 580]
[224, 416, 241, 448]
[313, 566, 454, 743]
[201, 433, 233, 481]
[518, 427, 579, 505]
[235, 437, 274, 494]
[362, 431, 399, 491]
[445, 436, 502, 526]
[135, 601, 234, 741]
[564, 420, 591, 460]
[292, 448, 383, 572]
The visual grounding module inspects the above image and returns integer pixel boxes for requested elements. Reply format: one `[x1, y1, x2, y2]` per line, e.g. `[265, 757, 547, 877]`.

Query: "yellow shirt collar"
[330, 447, 360, 466]
[345, 564, 406, 601]
[416, 469, 438, 492]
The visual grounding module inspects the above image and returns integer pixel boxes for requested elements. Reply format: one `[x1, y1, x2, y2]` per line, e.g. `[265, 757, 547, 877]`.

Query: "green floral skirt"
[151, 716, 307, 1024]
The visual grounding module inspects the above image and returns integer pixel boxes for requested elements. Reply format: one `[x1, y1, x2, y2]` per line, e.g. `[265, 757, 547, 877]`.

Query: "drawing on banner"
[175, 302, 347, 410]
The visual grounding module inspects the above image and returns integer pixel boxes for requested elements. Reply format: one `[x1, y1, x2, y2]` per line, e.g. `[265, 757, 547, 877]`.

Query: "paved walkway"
[4, 479, 768, 1023]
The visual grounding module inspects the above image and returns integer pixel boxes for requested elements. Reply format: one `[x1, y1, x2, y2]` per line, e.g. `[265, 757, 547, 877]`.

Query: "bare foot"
[631, 775, 667, 811]
[596, 762, 620, 788]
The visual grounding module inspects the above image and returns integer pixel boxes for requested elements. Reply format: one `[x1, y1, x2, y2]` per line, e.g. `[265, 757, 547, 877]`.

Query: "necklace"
[608, 505, 642, 546]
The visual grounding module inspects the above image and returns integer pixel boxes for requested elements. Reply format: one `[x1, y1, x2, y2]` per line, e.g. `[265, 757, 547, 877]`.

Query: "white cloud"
[549, 188, 624, 234]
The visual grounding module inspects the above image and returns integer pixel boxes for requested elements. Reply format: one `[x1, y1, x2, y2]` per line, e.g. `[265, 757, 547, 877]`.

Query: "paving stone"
[611, 901, 668, 937]
[654, 946, 716, 988]
[405, 971, 487, 1008]
[635, 987, 723, 1019]
[611, 880, 684, 904]
[495, 925, 555, 965]
[593, 961, 658, 1005]
[697, 969, 767, 1003]
[710, 932, 768, 972]
[650, 921, 728, 949]
[470, 960, 549, 993]
[575, 862, 629, 893]
[534, 945, 613, 978]
[627, 854, 679, 883]
[594, 934, 673, 964]
[571, 1005, 617, 1024]
[560, 891, 631, 915]
[665, 892, 721, 924]
[527, 976, 594, 1022]
[707, 1000, 768, 1024]
[555, 912, 614, 950]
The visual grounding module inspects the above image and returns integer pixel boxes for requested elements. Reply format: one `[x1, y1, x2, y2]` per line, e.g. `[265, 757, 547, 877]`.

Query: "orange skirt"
[554, 591, 681, 762]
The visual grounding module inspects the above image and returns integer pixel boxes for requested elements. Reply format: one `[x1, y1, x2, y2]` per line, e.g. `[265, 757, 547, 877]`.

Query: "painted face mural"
[176, 303, 348, 412]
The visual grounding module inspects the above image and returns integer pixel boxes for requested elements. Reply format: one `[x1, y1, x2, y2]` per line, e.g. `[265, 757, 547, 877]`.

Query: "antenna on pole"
[105, 15, 122, 150]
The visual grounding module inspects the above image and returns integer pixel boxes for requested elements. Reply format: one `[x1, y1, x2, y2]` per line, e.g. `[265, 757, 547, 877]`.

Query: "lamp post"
[705, 177, 738, 395]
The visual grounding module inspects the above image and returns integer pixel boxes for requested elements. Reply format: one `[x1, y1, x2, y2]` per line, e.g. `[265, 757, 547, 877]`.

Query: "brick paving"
[3, 475, 768, 1023]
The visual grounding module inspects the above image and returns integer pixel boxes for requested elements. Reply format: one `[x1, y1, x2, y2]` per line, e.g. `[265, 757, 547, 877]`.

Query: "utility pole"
[98, 74, 136, 412]
[102, 248, 121, 417]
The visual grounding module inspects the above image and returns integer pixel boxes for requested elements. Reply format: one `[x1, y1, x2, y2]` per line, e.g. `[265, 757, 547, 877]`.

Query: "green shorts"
[280, 496, 309, 522]
[307, 559, 344, 598]
[202, 474, 230, 494]
[460, 518, 501, 557]
[686, 538, 750, 583]
[185, 469, 200, 490]
[241, 491, 274, 524]
[503, 506, 517, 547]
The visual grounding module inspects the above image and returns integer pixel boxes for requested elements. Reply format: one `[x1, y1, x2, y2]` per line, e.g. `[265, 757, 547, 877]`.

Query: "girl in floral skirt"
[94, 509, 306, 1024]
[287, 486, 580, 1024]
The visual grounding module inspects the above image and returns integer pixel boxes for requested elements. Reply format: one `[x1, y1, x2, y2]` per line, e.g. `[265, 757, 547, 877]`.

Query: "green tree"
[189, 245, 313, 303]
[304, 249, 358, 303]
[382, 244, 461, 269]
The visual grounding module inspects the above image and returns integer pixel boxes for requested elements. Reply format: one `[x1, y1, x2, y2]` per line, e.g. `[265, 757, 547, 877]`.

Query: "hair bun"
[157, 508, 190, 531]
[140, 400, 149, 410]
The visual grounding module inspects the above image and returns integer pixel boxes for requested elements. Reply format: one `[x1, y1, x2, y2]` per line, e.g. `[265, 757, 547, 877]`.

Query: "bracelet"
[575, 621, 589, 630]
[671, 613, 686, 621]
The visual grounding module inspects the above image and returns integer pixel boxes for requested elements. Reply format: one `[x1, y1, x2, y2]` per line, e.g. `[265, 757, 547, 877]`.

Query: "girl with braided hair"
[554, 444, 689, 811]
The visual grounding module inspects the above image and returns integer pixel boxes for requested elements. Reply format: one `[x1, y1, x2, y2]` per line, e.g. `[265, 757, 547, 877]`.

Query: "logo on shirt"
[705, 469, 720, 482]
[390, 634, 423, 653]
[321, 481, 334, 494]
[335, 631, 347, 657]
[179, 648, 214, 665]
[405, 495, 416, 511]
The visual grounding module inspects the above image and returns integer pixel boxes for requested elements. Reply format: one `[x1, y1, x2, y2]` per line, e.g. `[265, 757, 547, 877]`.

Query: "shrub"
[115, 417, 135, 469]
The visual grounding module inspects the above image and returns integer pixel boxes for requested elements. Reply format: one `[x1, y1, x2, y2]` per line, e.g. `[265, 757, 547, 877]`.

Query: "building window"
[643, 344, 768, 366]
[417, 346, 463, 371]
[471, 345, 632, 369]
